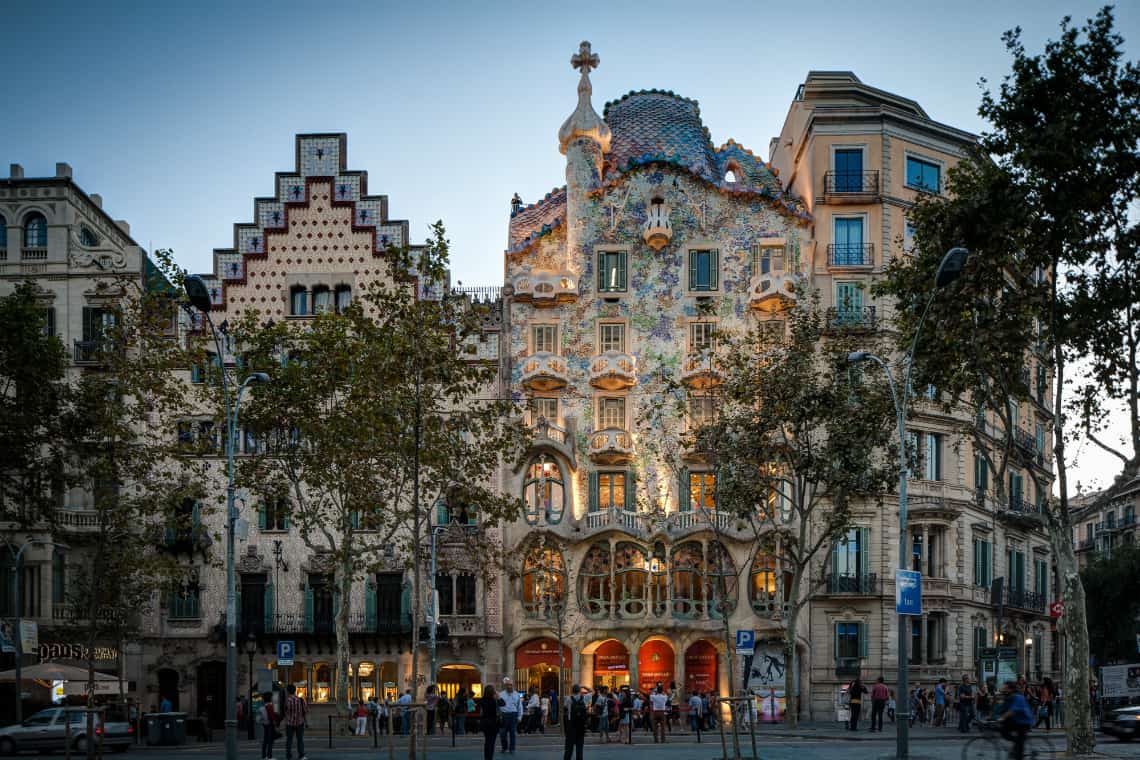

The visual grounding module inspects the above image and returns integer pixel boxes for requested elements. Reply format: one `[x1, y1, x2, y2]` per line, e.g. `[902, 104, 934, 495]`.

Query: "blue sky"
[4, 0, 1137, 491]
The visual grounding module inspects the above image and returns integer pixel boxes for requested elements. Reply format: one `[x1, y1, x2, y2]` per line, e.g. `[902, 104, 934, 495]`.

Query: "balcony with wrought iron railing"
[823, 170, 880, 199]
[680, 352, 721, 389]
[825, 306, 877, 331]
[824, 573, 878, 595]
[827, 243, 875, 268]
[588, 427, 634, 464]
[589, 351, 637, 391]
[1005, 587, 1046, 614]
[73, 339, 111, 365]
[519, 352, 569, 391]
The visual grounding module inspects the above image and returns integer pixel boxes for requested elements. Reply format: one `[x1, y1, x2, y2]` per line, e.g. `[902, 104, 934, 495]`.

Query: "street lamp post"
[428, 525, 445, 693]
[848, 247, 968, 760]
[245, 634, 257, 740]
[6, 538, 68, 724]
[184, 274, 270, 760]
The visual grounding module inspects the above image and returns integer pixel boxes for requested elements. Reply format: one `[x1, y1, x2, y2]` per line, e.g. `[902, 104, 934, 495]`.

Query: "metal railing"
[1006, 587, 1046, 613]
[73, 339, 109, 364]
[823, 171, 880, 195]
[21, 247, 48, 261]
[827, 243, 875, 267]
[450, 285, 502, 303]
[826, 306, 877, 330]
[835, 658, 862, 677]
[826, 573, 878, 594]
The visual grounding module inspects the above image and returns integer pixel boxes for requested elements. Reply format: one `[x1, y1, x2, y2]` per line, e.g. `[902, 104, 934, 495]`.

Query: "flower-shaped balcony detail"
[680, 352, 721, 389]
[748, 271, 799, 313]
[588, 427, 634, 465]
[512, 270, 578, 308]
[519, 352, 570, 391]
[589, 351, 637, 391]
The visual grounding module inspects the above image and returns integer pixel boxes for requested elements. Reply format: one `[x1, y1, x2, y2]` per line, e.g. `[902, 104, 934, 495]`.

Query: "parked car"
[0, 707, 132, 754]
[1102, 704, 1140, 742]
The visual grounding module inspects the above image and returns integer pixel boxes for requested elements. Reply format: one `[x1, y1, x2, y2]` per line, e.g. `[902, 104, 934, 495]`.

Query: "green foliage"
[1081, 543, 1140, 665]
[0, 282, 68, 526]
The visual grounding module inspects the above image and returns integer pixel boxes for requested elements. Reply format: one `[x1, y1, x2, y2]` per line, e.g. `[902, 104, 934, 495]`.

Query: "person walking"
[957, 675, 976, 733]
[1035, 677, 1054, 731]
[366, 696, 379, 736]
[258, 691, 280, 760]
[1000, 681, 1034, 760]
[934, 679, 947, 727]
[649, 685, 669, 743]
[594, 686, 611, 743]
[354, 701, 368, 735]
[397, 689, 412, 735]
[425, 685, 439, 735]
[525, 689, 541, 734]
[869, 677, 889, 732]
[848, 678, 867, 731]
[454, 689, 468, 735]
[499, 678, 523, 754]
[479, 685, 500, 760]
[688, 691, 703, 733]
[563, 685, 588, 760]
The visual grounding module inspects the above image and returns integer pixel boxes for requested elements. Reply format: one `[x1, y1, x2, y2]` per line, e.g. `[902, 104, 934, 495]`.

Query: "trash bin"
[144, 714, 162, 746]
[160, 712, 188, 745]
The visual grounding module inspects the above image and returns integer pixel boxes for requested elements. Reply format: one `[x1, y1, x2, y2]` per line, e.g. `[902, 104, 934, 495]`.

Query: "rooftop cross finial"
[571, 41, 599, 75]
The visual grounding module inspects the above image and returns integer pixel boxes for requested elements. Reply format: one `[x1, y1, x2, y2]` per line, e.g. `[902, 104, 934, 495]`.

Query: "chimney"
[9, 164, 23, 179]
[90, 193, 103, 209]
[55, 162, 72, 179]
[115, 221, 130, 235]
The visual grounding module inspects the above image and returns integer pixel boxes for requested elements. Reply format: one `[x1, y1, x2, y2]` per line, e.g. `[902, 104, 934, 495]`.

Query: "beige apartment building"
[1071, 478, 1140, 568]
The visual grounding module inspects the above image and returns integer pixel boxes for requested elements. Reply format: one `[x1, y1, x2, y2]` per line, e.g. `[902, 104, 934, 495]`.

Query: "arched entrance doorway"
[591, 640, 630, 690]
[438, 664, 482, 701]
[196, 662, 225, 728]
[157, 668, 180, 712]
[637, 639, 675, 693]
[514, 638, 572, 696]
[684, 640, 718, 695]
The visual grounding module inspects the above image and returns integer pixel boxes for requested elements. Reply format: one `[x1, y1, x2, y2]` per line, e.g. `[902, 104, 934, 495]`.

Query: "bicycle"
[961, 719, 1054, 760]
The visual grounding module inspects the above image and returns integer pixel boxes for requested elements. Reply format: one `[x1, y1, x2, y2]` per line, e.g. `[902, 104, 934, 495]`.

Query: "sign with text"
[1049, 601, 1064, 619]
[735, 629, 755, 655]
[895, 570, 922, 615]
[19, 621, 38, 652]
[277, 641, 295, 667]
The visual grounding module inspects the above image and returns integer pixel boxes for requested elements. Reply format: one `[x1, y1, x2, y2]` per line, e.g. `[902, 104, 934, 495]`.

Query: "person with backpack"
[479, 685, 500, 760]
[453, 689, 468, 735]
[282, 684, 306, 760]
[258, 690, 280, 760]
[594, 686, 611, 743]
[847, 678, 867, 730]
[563, 684, 588, 760]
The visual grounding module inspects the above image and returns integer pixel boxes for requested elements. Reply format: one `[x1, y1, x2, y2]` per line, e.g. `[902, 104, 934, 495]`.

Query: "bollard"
[328, 714, 332, 749]
[748, 708, 758, 760]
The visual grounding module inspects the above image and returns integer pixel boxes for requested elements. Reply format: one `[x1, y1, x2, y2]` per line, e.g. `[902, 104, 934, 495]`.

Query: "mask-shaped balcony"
[512, 270, 578, 308]
[680, 352, 721, 389]
[748, 271, 799, 313]
[588, 427, 634, 465]
[589, 351, 637, 391]
[519, 352, 569, 391]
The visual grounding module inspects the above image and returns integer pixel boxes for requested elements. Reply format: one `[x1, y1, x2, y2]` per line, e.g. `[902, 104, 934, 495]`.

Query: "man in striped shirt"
[283, 684, 308, 760]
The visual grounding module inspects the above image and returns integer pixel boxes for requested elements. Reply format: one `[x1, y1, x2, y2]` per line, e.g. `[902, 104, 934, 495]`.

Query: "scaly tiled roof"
[603, 90, 717, 183]
[507, 186, 567, 253]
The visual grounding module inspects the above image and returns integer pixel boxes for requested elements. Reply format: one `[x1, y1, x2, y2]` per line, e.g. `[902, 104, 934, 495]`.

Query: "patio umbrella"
[0, 662, 117, 682]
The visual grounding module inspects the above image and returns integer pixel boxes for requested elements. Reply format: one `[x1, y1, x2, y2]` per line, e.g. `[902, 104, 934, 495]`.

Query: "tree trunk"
[718, 609, 741, 759]
[335, 550, 352, 717]
[783, 610, 799, 730]
[408, 544, 421, 760]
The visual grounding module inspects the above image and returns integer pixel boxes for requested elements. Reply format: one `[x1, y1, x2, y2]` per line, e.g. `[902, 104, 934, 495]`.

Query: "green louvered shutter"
[678, 469, 691, 512]
[303, 584, 314, 632]
[588, 472, 599, 513]
[257, 503, 266, 531]
[858, 622, 869, 658]
[191, 501, 201, 541]
[710, 251, 719, 290]
[263, 580, 274, 632]
[436, 500, 449, 526]
[365, 580, 377, 632]
[400, 579, 412, 631]
[833, 623, 840, 661]
[624, 470, 637, 511]
[597, 255, 606, 292]
[857, 528, 869, 578]
[688, 254, 698, 290]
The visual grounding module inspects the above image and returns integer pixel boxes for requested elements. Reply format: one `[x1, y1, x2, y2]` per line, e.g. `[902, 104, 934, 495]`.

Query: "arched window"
[578, 544, 611, 619]
[79, 225, 99, 247]
[614, 543, 648, 619]
[24, 212, 47, 248]
[0, 215, 7, 249]
[311, 662, 333, 703]
[707, 541, 737, 619]
[522, 454, 565, 525]
[521, 545, 565, 619]
[357, 661, 377, 703]
[671, 542, 705, 619]
[334, 285, 352, 313]
[750, 553, 779, 612]
[312, 285, 332, 314]
[650, 541, 668, 617]
[290, 286, 308, 316]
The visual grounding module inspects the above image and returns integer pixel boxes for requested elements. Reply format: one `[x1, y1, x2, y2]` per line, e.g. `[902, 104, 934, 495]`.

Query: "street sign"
[1049, 601, 1064, 619]
[735, 630, 755, 655]
[277, 640, 295, 667]
[19, 620, 38, 652]
[0, 629, 15, 654]
[895, 570, 922, 615]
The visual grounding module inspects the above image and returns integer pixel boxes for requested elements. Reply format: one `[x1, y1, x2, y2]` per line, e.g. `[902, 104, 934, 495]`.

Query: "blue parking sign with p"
[735, 630, 755, 654]
[277, 640, 294, 666]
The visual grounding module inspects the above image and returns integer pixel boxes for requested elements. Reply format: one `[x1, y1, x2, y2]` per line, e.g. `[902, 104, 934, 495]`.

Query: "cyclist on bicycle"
[1000, 681, 1035, 760]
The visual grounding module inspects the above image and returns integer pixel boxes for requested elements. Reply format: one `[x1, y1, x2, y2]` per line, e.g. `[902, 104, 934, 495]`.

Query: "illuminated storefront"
[514, 637, 572, 695]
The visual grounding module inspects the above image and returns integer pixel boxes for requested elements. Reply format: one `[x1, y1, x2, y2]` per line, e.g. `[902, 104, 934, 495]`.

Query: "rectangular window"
[532, 324, 557, 354]
[260, 496, 288, 532]
[1007, 549, 1026, 593]
[688, 249, 719, 291]
[689, 321, 715, 351]
[290, 288, 308, 316]
[1034, 559, 1048, 599]
[598, 472, 627, 510]
[530, 397, 559, 424]
[1008, 399, 1019, 429]
[599, 322, 626, 353]
[973, 538, 992, 587]
[312, 288, 332, 314]
[82, 306, 115, 342]
[597, 250, 628, 293]
[974, 626, 988, 661]
[835, 621, 864, 660]
[169, 583, 201, 620]
[689, 394, 717, 429]
[904, 223, 918, 255]
[906, 156, 941, 193]
[832, 527, 867, 578]
[832, 218, 865, 265]
[751, 243, 785, 277]
[689, 472, 717, 510]
[436, 573, 453, 617]
[599, 397, 626, 429]
[923, 433, 942, 481]
[1010, 471, 1024, 505]
[834, 281, 864, 317]
[974, 453, 989, 493]
[42, 307, 56, 338]
[456, 574, 476, 615]
[833, 148, 864, 192]
[334, 286, 352, 313]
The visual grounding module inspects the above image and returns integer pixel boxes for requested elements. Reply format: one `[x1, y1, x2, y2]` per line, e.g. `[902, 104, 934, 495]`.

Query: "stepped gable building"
[144, 133, 499, 726]
[497, 50, 1057, 717]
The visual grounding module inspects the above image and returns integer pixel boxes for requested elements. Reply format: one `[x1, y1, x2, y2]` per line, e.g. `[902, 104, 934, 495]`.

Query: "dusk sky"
[4, 0, 1137, 491]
